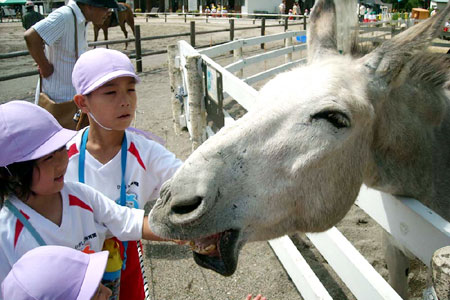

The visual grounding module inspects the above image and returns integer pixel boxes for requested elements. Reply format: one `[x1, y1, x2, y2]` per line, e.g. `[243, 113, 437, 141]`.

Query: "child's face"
[86, 76, 137, 131]
[30, 147, 68, 196]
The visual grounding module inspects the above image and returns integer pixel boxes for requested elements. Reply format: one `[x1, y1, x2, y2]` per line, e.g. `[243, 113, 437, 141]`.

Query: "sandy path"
[0, 16, 429, 299]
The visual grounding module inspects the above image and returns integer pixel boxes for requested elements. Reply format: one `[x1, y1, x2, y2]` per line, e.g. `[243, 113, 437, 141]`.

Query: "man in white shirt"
[24, 0, 118, 103]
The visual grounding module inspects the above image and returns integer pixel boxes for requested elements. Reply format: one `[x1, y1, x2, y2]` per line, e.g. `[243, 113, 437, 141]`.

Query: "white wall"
[430, 0, 448, 11]
[243, 0, 280, 14]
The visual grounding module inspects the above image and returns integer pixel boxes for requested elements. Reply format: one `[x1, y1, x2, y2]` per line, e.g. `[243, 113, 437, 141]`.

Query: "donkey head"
[150, 0, 450, 276]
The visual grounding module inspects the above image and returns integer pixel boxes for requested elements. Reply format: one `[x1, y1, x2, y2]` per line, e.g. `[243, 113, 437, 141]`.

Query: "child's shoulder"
[126, 128, 165, 146]
[63, 181, 99, 200]
[126, 129, 170, 156]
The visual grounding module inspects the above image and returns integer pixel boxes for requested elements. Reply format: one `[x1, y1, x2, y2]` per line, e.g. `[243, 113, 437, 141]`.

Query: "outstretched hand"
[245, 294, 267, 300]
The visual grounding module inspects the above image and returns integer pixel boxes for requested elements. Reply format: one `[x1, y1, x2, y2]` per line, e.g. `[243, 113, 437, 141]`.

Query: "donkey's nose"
[170, 196, 205, 224]
[171, 196, 202, 214]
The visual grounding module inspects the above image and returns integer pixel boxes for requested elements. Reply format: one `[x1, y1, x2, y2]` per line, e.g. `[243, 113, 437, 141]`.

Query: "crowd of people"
[279, 0, 309, 17]
[0, 0, 269, 299]
[203, 3, 228, 17]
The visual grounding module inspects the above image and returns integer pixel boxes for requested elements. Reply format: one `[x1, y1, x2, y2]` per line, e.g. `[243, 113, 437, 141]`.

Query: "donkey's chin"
[191, 229, 240, 276]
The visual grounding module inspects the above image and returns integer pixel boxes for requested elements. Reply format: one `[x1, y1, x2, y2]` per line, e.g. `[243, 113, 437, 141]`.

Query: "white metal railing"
[169, 32, 450, 300]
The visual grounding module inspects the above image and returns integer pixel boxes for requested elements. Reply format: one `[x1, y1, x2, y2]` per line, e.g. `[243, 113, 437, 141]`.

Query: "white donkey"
[150, 0, 450, 298]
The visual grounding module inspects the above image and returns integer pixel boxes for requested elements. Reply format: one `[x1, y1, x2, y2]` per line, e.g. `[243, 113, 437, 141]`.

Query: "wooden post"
[165, 13, 167, 22]
[134, 25, 142, 72]
[261, 18, 265, 49]
[190, 21, 196, 48]
[229, 19, 234, 42]
[284, 16, 288, 31]
[184, 13, 187, 23]
[185, 54, 206, 150]
[303, 15, 307, 30]
[167, 44, 183, 134]
[285, 36, 292, 63]
[233, 44, 243, 78]
[431, 246, 450, 300]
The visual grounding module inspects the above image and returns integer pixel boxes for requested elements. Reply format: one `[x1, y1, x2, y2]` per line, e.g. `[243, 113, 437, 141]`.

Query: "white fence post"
[185, 54, 206, 150]
[285, 36, 293, 63]
[167, 45, 183, 134]
[233, 43, 243, 78]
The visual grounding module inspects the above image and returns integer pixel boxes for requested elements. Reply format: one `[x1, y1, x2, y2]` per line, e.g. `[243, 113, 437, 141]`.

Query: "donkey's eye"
[311, 110, 351, 129]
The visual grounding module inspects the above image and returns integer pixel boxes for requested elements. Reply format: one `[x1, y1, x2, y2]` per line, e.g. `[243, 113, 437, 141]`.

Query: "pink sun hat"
[0, 101, 76, 167]
[72, 48, 141, 96]
[1, 245, 109, 300]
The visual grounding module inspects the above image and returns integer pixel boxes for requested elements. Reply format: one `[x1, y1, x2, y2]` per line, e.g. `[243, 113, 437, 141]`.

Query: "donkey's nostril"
[171, 196, 203, 215]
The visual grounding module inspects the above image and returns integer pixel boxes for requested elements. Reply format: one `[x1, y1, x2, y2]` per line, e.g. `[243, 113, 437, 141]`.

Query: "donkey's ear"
[307, 0, 338, 62]
[360, 4, 450, 84]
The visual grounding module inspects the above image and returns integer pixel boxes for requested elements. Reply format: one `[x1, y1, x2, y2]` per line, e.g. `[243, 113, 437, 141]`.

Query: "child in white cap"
[0, 101, 169, 299]
[2, 245, 111, 300]
[65, 48, 182, 299]
[1, 244, 267, 300]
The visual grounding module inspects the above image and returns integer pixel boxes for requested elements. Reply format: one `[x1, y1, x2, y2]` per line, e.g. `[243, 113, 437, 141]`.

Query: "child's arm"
[142, 216, 187, 245]
[142, 216, 168, 241]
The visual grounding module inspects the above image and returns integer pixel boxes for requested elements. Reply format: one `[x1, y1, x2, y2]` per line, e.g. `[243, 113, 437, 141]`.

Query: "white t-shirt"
[32, 0, 88, 102]
[65, 129, 182, 209]
[0, 182, 144, 291]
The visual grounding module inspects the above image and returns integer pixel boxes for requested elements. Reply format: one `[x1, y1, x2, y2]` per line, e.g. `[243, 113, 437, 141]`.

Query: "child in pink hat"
[66, 48, 183, 299]
[2, 245, 111, 300]
[0, 101, 170, 299]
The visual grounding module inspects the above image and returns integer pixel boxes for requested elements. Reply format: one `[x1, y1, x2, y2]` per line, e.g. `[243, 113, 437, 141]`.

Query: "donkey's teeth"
[189, 241, 217, 255]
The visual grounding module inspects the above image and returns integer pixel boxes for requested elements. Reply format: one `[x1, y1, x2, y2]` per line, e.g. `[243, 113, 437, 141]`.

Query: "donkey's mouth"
[190, 229, 240, 276]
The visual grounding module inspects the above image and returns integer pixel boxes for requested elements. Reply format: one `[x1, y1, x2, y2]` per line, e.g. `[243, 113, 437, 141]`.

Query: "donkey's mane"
[407, 52, 450, 88]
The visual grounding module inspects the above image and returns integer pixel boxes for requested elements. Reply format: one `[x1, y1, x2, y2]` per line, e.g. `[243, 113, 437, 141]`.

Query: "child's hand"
[171, 239, 189, 245]
[245, 294, 267, 300]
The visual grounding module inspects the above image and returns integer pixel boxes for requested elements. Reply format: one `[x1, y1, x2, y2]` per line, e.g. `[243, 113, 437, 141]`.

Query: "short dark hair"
[0, 160, 36, 206]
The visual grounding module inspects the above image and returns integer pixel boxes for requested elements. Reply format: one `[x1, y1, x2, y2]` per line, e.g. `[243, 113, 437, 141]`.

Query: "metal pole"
[134, 25, 142, 72]
[284, 16, 288, 31]
[303, 15, 307, 30]
[261, 18, 265, 49]
[190, 21, 196, 47]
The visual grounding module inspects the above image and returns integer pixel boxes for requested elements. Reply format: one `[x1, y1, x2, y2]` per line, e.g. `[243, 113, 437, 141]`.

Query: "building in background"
[430, 0, 448, 11]
[241, 0, 315, 14]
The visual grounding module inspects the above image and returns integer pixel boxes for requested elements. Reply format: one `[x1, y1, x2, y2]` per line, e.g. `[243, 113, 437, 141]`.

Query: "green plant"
[392, 12, 399, 20]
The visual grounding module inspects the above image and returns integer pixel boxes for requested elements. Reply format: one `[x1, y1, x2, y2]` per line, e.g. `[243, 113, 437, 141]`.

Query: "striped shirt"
[33, 0, 88, 103]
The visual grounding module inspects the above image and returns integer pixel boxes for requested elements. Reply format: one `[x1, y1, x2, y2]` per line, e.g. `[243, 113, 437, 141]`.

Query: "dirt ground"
[0, 16, 432, 299]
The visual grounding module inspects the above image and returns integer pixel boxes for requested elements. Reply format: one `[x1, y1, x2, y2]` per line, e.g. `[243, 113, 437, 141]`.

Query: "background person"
[24, 0, 118, 104]
[278, 0, 286, 15]
[1, 245, 111, 300]
[22, 1, 43, 30]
